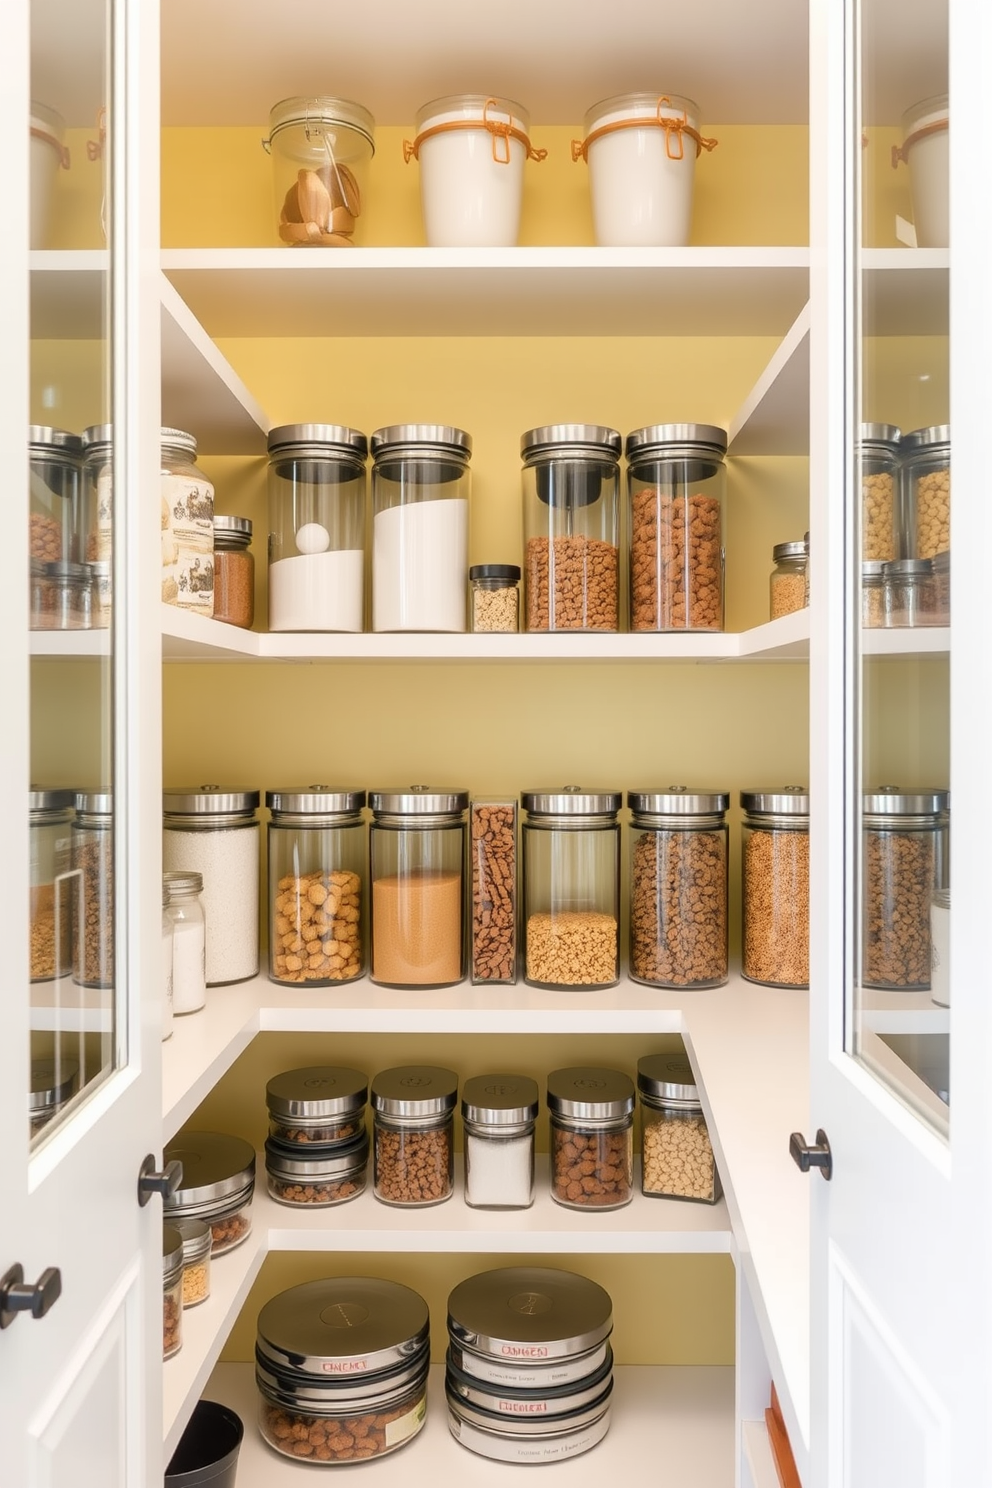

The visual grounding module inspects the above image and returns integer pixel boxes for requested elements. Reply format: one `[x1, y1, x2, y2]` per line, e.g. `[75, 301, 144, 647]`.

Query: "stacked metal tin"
[264, 1065, 369, 1208]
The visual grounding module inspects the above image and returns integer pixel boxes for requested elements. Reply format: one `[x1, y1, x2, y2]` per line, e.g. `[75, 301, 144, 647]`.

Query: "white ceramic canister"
[162, 788, 260, 985]
[573, 93, 717, 248]
[405, 95, 545, 247]
[30, 102, 70, 248]
[892, 95, 948, 248]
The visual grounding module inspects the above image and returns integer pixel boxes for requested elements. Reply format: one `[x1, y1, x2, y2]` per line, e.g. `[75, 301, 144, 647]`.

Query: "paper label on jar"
[447, 1408, 610, 1464]
[383, 1395, 427, 1448]
[457, 1342, 608, 1390]
[162, 474, 214, 612]
[96, 470, 113, 561]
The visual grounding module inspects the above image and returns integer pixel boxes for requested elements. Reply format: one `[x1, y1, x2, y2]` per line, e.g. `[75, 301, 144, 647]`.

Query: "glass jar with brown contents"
[266, 1065, 368, 1145]
[862, 787, 949, 991]
[547, 1066, 634, 1210]
[211, 514, 254, 628]
[164, 1130, 256, 1254]
[740, 787, 810, 988]
[628, 788, 729, 989]
[267, 789, 366, 986]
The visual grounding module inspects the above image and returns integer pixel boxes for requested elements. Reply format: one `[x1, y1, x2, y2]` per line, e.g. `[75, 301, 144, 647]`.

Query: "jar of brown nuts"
[266, 790, 367, 987]
[164, 1130, 256, 1255]
[862, 787, 949, 991]
[628, 788, 729, 990]
[740, 788, 810, 989]
[371, 1065, 458, 1207]
[859, 424, 902, 563]
[900, 424, 950, 562]
[546, 1066, 634, 1211]
[265, 1130, 369, 1208]
[266, 1064, 368, 1146]
[637, 1053, 722, 1204]
[162, 1225, 184, 1359]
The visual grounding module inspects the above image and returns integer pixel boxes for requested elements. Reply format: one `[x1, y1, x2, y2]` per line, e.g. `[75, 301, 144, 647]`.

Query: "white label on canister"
[447, 1408, 610, 1463]
[162, 474, 214, 612]
[384, 1395, 427, 1448]
[97, 470, 113, 561]
[458, 1341, 608, 1390]
[930, 901, 950, 1007]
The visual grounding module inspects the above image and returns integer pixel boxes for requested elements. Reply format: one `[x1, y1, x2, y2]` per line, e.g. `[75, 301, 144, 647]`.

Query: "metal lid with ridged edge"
[265, 787, 366, 819]
[163, 1131, 256, 1207]
[445, 1344, 614, 1417]
[739, 786, 809, 816]
[446, 1266, 614, 1361]
[882, 558, 933, 577]
[369, 785, 469, 816]
[162, 786, 260, 817]
[637, 1053, 702, 1110]
[266, 424, 368, 461]
[862, 785, 949, 817]
[370, 425, 472, 462]
[29, 1058, 79, 1111]
[266, 1065, 368, 1119]
[29, 786, 75, 814]
[163, 870, 204, 898]
[521, 786, 621, 818]
[163, 1224, 184, 1277]
[212, 515, 252, 552]
[462, 1074, 539, 1127]
[257, 1277, 430, 1378]
[445, 1374, 614, 1437]
[520, 425, 622, 462]
[862, 561, 887, 580]
[81, 424, 113, 456]
[624, 423, 727, 461]
[160, 428, 197, 460]
[171, 1217, 212, 1264]
[900, 424, 950, 455]
[469, 564, 521, 582]
[546, 1067, 634, 1121]
[772, 540, 808, 563]
[627, 787, 729, 818]
[370, 1066, 458, 1118]
[264, 1130, 369, 1181]
[860, 423, 902, 450]
[29, 425, 84, 458]
[74, 790, 113, 818]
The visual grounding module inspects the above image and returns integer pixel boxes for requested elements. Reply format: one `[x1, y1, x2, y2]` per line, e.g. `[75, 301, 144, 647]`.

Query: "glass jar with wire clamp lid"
[265, 96, 375, 247]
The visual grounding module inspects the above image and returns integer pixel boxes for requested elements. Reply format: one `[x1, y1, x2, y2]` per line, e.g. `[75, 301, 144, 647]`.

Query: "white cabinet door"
[0, 0, 163, 1483]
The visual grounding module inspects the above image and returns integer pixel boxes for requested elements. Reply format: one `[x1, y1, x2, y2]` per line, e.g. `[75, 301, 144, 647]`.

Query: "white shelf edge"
[30, 629, 110, 658]
[860, 987, 949, 1035]
[161, 244, 811, 273]
[862, 626, 949, 656]
[159, 272, 270, 454]
[742, 1417, 779, 1488]
[31, 979, 112, 1034]
[728, 301, 810, 456]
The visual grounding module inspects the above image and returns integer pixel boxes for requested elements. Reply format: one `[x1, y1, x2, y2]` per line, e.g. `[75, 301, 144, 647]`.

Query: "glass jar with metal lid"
[862, 560, 886, 628]
[546, 1066, 634, 1210]
[163, 1130, 256, 1254]
[883, 557, 938, 627]
[162, 1225, 184, 1359]
[267, 788, 366, 986]
[71, 791, 113, 988]
[901, 425, 949, 560]
[265, 96, 376, 248]
[256, 1277, 429, 1465]
[637, 1053, 721, 1204]
[29, 426, 84, 564]
[211, 515, 254, 629]
[626, 423, 727, 632]
[628, 788, 729, 990]
[462, 1074, 539, 1211]
[741, 787, 810, 988]
[859, 424, 902, 561]
[265, 1130, 370, 1207]
[30, 560, 93, 630]
[161, 428, 214, 615]
[29, 787, 74, 982]
[29, 1056, 79, 1138]
[521, 787, 621, 990]
[371, 1065, 458, 1207]
[932, 550, 950, 624]
[81, 424, 113, 575]
[162, 787, 260, 985]
[171, 1217, 212, 1308]
[267, 425, 368, 633]
[521, 425, 620, 632]
[163, 870, 206, 1015]
[369, 786, 468, 987]
[769, 540, 808, 619]
[446, 1266, 613, 1384]
[469, 564, 520, 633]
[266, 1065, 368, 1146]
[862, 787, 949, 991]
[371, 425, 472, 633]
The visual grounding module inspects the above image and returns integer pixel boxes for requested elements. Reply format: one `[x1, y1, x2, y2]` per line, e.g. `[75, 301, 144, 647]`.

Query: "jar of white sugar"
[371, 425, 471, 632]
[462, 1074, 538, 1210]
[267, 425, 368, 632]
[163, 870, 207, 1015]
[162, 787, 260, 985]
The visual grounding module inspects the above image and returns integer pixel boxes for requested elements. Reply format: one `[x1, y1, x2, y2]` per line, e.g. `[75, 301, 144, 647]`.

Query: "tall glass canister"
[369, 787, 468, 987]
[740, 787, 810, 989]
[628, 788, 729, 989]
[29, 427, 84, 565]
[521, 787, 621, 989]
[162, 788, 261, 985]
[29, 788, 74, 983]
[901, 424, 950, 561]
[862, 787, 949, 991]
[71, 792, 114, 988]
[267, 787, 367, 986]
[859, 424, 902, 562]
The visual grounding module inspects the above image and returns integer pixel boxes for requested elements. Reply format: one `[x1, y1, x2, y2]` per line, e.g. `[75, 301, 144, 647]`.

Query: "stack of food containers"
[264, 1065, 369, 1207]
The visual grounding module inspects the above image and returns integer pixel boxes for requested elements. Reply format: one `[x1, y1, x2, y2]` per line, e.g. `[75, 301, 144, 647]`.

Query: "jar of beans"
[164, 1130, 256, 1254]
[266, 1065, 368, 1145]
[522, 787, 621, 989]
[637, 1053, 721, 1204]
[862, 787, 949, 991]
[628, 788, 729, 989]
[267, 788, 366, 986]
[369, 786, 468, 987]
[859, 424, 901, 562]
[30, 788, 74, 983]
[29, 426, 84, 564]
[171, 1217, 212, 1308]
[626, 423, 727, 632]
[371, 1065, 457, 1207]
[71, 792, 114, 988]
[769, 540, 808, 619]
[211, 515, 254, 628]
[901, 424, 949, 560]
[265, 1130, 369, 1207]
[162, 1225, 184, 1359]
[741, 787, 810, 989]
[521, 425, 621, 631]
[547, 1066, 634, 1210]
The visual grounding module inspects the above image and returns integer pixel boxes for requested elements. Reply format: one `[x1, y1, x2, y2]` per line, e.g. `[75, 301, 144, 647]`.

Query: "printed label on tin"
[458, 1341, 608, 1390]
[384, 1395, 427, 1448]
[447, 1408, 610, 1464]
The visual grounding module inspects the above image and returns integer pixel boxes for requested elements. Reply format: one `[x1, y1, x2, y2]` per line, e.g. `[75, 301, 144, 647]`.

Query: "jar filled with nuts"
[626, 423, 727, 632]
[265, 1130, 369, 1207]
[171, 1217, 212, 1308]
[741, 788, 810, 989]
[769, 540, 808, 620]
[470, 799, 517, 984]
[862, 560, 886, 628]
[267, 788, 366, 986]
[469, 565, 520, 633]
[862, 787, 949, 991]
[29, 426, 84, 565]
[901, 424, 950, 560]
[371, 1065, 457, 1207]
[628, 788, 729, 989]
[369, 786, 468, 987]
[859, 424, 902, 562]
[266, 1065, 368, 1146]
[164, 1130, 256, 1254]
[162, 1225, 184, 1360]
[29, 788, 74, 984]
[547, 1066, 634, 1210]
[522, 787, 621, 989]
[637, 1053, 722, 1204]
[71, 792, 114, 988]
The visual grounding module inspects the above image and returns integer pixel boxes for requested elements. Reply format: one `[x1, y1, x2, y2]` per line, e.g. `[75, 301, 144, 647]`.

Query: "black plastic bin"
[165, 1400, 243, 1487]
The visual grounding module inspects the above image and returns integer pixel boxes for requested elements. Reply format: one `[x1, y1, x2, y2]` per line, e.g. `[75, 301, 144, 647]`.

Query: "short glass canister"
[861, 787, 949, 991]
[637, 1053, 722, 1204]
[461, 1074, 539, 1210]
[628, 788, 729, 989]
[522, 787, 621, 989]
[547, 1066, 634, 1210]
[740, 787, 810, 989]
[371, 1065, 458, 1207]
[266, 788, 366, 986]
[369, 786, 468, 987]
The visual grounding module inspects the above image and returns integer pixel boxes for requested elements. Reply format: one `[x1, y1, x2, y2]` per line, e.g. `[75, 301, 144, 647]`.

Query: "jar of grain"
[266, 1065, 368, 1146]
[171, 1217, 212, 1308]
[371, 1065, 458, 1207]
[266, 787, 366, 986]
[71, 792, 114, 988]
[161, 429, 214, 614]
[930, 888, 950, 1007]
[163, 870, 206, 1015]
[30, 561, 93, 630]
[266, 1130, 369, 1207]
[626, 423, 727, 632]
[81, 424, 113, 576]
[29, 1056, 79, 1139]
[521, 426, 620, 632]
[369, 786, 468, 987]
[862, 787, 949, 991]
[162, 787, 260, 985]
[862, 560, 886, 628]
[164, 1130, 256, 1254]
[470, 565, 520, 633]
[372, 426, 472, 632]
[30, 788, 74, 983]
[521, 787, 621, 989]
[901, 425, 949, 560]
[162, 1225, 184, 1359]
[547, 1066, 634, 1210]
[637, 1053, 721, 1204]
[769, 540, 808, 619]
[266, 97, 375, 248]
[741, 787, 810, 988]
[462, 1074, 539, 1210]
[628, 788, 729, 989]
[212, 515, 254, 628]
[883, 558, 938, 627]
[859, 424, 901, 562]
[267, 425, 368, 632]
[470, 799, 517, 984]
[161, 881, 174, 1040]
[29, 427, 84, 564]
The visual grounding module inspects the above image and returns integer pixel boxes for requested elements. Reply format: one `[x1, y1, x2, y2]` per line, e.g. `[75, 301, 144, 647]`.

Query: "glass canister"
[163, 870, 206, 1015]
[162, 881, 174, 1040]
[546, 1067, 634, 1211]
[162, 787, 260, 985]
[267, 788, 366, 985]
[29, 1056, 79, 1138]
[637, 1053, 721, 1204]
[81, 424, 114, 573]
[369, 786, 468, 987]
[29, 427, 84, 564]
[626, 423, 727, 632]
[859, 424, 902, 562]
[163, 1225, 184, 1360]
[212, 515, 254, 628]
[371, 1065, 458, 1207]
[171, 1217, 212, 1308]
[521, 425, 620, 632]
[267, 425, 367, 632]
[862, 787, 949, 991]
[628, 788, 729, 989]
[769, 541, 808, 619]
[521, 787, 621, 989]
[932, 550, 950, 624]
[265, 1131, 369, 1207]
[892, 94, 949, 248]
[470, 565, 520, 633]
[930, 888, 950, 1007]
[161, 429, 214, 614]
[267, 1065, 368, 1146]
[371, 425, 472, 632]
[164, 1130, 256, 1254]
[883, 558, 938, 627]
[862, 560, 886, 628]
[30, 561, 93, 630]
[470, 799, 517, 984]
[901, 425, 950, 560]
[266, 96, 375, 247]
[30, 788, 74, 982]
[740, 787, 810, 989]
[72, 791, 113, 988]
[462, 1074, 539, 1211]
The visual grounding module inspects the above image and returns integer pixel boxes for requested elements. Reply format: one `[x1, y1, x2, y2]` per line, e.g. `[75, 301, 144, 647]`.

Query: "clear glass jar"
[862, 560, 886, 628]
[547, 1066, 634, 1210]
[741, 787, 810, 988]
[266, 96, 376, 248]
[369, 786, 468, 987]
[162, 787, 260, 984]
[266, 1065, 368, 1146]
[29, 426, 84, 564]
[470, 799, 517, 984]
[371, 1065, 458, 1207]
[883, 558, 938, 627]
[30, 560, 93, 630]
[171, 1217, 212, 1308]
[164, 1130, 256, 1254]
[626, 423, 727, 632]
[637, 1053, 721, 1203]
[265, 1131, 369, 1207]
[29, 1056, 79, 1139]
[901, 424, 950, 560]
[470, 565, 520, 633]
[462, 1074, 539, 1210]
[521, 425, 620, 632]
[29, 788, 74, 982]
[88, 561, 112, 628]
[371, 425, 472, 633]
[162, 881, 174, 1041]
[81, 424, 113, 573]
[163, 1225, 184, 1360]
[859, 424, 901, 562]
[163, 870, 206, 1015]
[862, 788, 949, 991]
[267, 788, 366, 985]
[628, 788, 729, 989]
[71, 792, 113, 988]
[212, 515, 254, 628]
[930, 888, 950, 1007]
[521, 787, 620, 989]
[932, 550, 950, 624]
[161, 428, 214, 614]
[267, 425, 368, 633]
[769, 540, 808, 619]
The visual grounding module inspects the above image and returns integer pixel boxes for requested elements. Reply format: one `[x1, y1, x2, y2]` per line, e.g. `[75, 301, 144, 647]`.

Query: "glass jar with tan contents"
[637, 1053, 721, 1204]
[628, 788, 729, 989]
[522, 787, 621, 989]
[859, 424, 901, 562]
[740, 787, 810, 989]
[369, 787, 468, 987]
[267, 788, 366, 986]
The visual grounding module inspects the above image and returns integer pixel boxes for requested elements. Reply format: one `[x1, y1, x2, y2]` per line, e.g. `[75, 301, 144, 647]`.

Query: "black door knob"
[0, 1263, 62, 1330]
[137, 1154, 183, 1206]
[789, 1129, 833, 1180]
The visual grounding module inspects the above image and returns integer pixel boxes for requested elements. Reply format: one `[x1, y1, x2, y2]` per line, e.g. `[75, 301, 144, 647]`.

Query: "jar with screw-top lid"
[769, 540, 808, 619]
[883, 558, 938, 627]
[162, 1225, 184, 1359]
[859, 424, 902, 561]
[901, 425, 950, 560]
[30, 787, 74, 983]
[211, 515, 254, 628]
[446, 1265, 613, 1387]
[266, 1066, 369, 1146]
[521, 787, 621, 989]
[628, 788, 729, 989]
[521, 425, 620, 632]
[171, 1217, 212, 1308]
[741, 788, 810, 988]
[164, 1130, 256, 1254]
[163, 870, 206, 1015]
[160, 428, 214, 614]
[266, 1130, 370, 1208]
[71, 792, 113, 988]
[862, 787, 949, 990]
[462, 1074, 539, 1210]
[371, 1065, 458, 1207]
[29, 1056, 79, 1138]
[547, 1067, 634, 1210]
[267, 788, 366, 986]
[30, 560, 93, 630]
[470, 564, 520, 632]
[369, 787, 468, 987]
[29, 427, 85, 564]
[862, 560, 886, 627]
[162, 787, 260, 985]
[637, 1053, 721, 1203]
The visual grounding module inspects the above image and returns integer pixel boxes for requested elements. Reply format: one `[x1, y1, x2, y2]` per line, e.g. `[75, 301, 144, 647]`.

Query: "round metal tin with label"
[257, 1278, 430, 1379]
[446, 1346, 613, 1417]
[446, 1379, 612, 1463]
[447, 1267, 613, 1365]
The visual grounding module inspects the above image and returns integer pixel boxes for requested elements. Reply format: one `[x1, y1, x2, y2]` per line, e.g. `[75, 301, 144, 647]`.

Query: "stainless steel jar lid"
[81, 424, 113, 455]
[901, 424, 950, 454]
[164, 1131, 256, 1206]
[163, 870, 204, 897]
[371, 1066, 458, 1117]
[171, 1217, 212, 1263]
[445, 1375, 613, 1436]
[624, 423, 728, 460]
[45, 561, 88, 579]
[740, 787, 809, 815]
[446, 1344, 614, 1416]
[212, 515, 252, 553]
[267, 97, 376, 153]
[266, 424, 368, 460]
[267, 1065, 368, 1119]
[257, 1278, 430, 1378]
[29, 425, 84, 456]
[882, 558, 933, 576]
[520, 425, 622, 461]
[637, 1053, 702, 1109]
[161, 428, 197, 459]
[370, 425, 472, 461]
[546, 1068, 635, 1121]
[932, 550, 950, 573]
[447, 1267, 613, 1361]
[163, 786, 260, 816]
[862, 785, 949, 815]
[521, 786, 622, 817]
[264, 1130, 369, 1180]
[29, 786, 74, 813]
[772, 540, 808, 563]
[627, 787, 729, 817]
[369, 785, 469, 816]
[29, 1058, 79, 1111]
[74, 790, 113, 817]
[860, 423, 902, 448]
[163, 1224, 184, 1276]
[265, 787, 366, 818]
[462, 1074, 539, 1127]
[862, 561, 887, 580]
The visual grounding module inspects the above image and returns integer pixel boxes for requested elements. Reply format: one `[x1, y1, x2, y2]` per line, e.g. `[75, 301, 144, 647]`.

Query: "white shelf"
[29, 249, 107, 337]
[862, 249, 949, 336]
[729, 303, 809, 456]
[742, 1417, 779, 1488]
[30, 978, 112, 1034]
[862, 625, 949, 656]
[30, 628, 110, 658]
[859, 988, 949, 1036]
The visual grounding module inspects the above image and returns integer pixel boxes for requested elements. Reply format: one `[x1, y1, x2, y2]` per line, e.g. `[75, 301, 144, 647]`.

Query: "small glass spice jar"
[862, 787, 949, 991]
[160, 428, 214, 614]
[161, 881, 174, 1041]
[547, 1066, 634, 1210]
[29, 787, 74, 983]
[522, 425, 620, 632]
[883, 558, 938, 627]
[901, 424, 949, 560]
[29, 426, 84, 564]
[162, 787, 260, 985]
[266, 1065, 368, 1146]
[861, 560, 886, 628]
[72, 791, 114, 988]
[267, 788, 366, 986]
[470, 565, 520, 632]
[171, 1217, 212, 1308]
[462, 1074, 539, 1211]
[164, 1130, 256, 1254]
[628, 788, 729, 989]
[741, 787, 810, 989]
[163, 870, 206, 1015]
[162, 1225, 184, 1360]
[29, 1056, 79, 1138]
[522, 787, 621, 989]
[859, 424, 902, 562]
[211, 515, 254, 628]
[769, 540, 808, 619]
[371, 1065, 458, 1207]
[637, 1053, 721, 1204]
[265, 1130, 369, 1207]
[369, 786, 468, 987]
